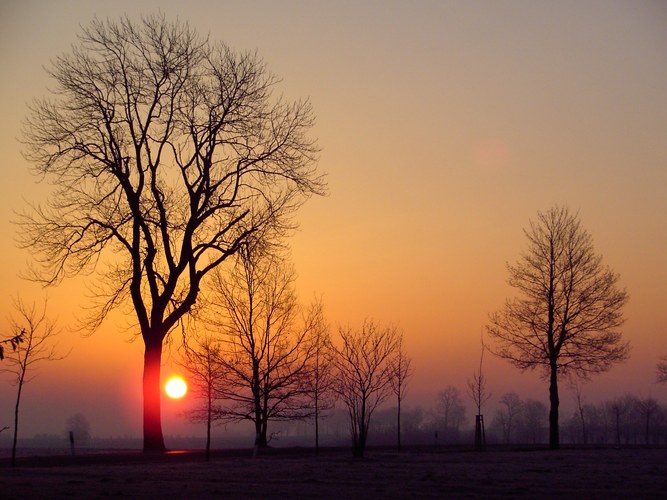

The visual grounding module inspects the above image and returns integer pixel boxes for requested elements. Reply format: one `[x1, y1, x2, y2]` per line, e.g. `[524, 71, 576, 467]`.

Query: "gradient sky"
[1, 0, 666, 440]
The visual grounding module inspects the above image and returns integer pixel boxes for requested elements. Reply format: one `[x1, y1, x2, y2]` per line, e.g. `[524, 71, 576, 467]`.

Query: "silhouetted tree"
[433, 386, 467, 444]
[637, 396, 660, 445]
[467, 337, 491, 450]
[302, 301, 336, 454]
[207, 241, 320, 451]
[179, 333, 225, 461]
[333, 320, 400, 458]
[516, 399, 548, 444]
[493, 392, 523, 444]
[487, 206, 629, 449]
[19, 15, 324, 451]
[1, 299, 64, 466]
[607, 395, 635, 446]
[568, 375, 588, 445]
[390, 332, 413, 452]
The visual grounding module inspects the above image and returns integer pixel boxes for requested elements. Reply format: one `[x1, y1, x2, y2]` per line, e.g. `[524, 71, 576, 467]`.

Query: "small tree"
[433, 386, 467, 444]
[2, 299, 64, 466]
[333, 320, 400, 458]
[179, 333, 225, 461]
[302, 301, 336, 455]
[493, 392, 523, 444]
[467, 337, 491, 450]
[637, 396, 660, 445]
[207, 241, 319, 451]
[487, 206, 629, 449]
[568, 375, 588, 445]
[389, 332, 413, 452]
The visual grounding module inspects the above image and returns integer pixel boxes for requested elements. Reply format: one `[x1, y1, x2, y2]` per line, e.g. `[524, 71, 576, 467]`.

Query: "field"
[2, 446, 666, 498]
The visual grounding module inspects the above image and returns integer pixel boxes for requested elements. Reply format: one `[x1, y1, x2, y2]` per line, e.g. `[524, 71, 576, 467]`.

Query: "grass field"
[2, 446, 666, 498]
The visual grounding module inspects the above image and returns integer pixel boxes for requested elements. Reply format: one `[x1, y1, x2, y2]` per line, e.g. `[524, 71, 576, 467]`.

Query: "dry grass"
[2, 446, 666, 498]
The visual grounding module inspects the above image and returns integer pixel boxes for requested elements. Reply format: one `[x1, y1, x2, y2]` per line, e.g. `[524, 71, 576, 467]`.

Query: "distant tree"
[516, 399, 548, 444]
[302, 301, 336, 455]
[467, 337, 491, 450]
[333, 320, 400, 458]
[657, 356, 667, 383]
[66, 413, 91, 445]
[179, 333, 225, 461]
[207, 241, 320, 451]
[19, 15, 324, 452]
[433, 386, 467, 444]
[1, 298, 65, 466]
[568, 375, 588, 445]
[493, 392, 523, 444]
[390, 332, 413, 452]
[606, 395, 635, 446]
[637, 396, 660, 445]
[487, 206, 630, 449]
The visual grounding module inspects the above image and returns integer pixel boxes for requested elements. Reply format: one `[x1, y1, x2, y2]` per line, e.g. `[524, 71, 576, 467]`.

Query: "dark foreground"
[2, 446, 666, 498]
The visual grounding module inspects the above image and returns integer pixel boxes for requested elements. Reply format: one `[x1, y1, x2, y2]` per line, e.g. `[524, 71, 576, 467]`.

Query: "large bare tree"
[1, 299, 64, 466]
[333, 320, 400, 458]
[19, 15, 324, 451]
[487, 206, 629, 449]
[206, 241, 319, 451]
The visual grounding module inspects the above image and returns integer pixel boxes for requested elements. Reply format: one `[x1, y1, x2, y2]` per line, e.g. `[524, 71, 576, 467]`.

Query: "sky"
[1, 0, 666, 441]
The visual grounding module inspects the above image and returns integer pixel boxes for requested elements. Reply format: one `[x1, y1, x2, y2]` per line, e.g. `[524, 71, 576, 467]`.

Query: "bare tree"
[1, 299, 65, 466]
[390, 332, 413, 452]
[467, 336, 491, 450]
[487, 206, 629, 449]
[19, 15, 324, 451]
[433, 385, 467, 444]
[493, 392, 523, 444]
[568, 374, 588, 445]
[206, 242, 319, 452]
[516, 399, 548, 444]
[179, 333, 225, 461]
[333, 320, 400, 458]
[302, 300, 336, 455]
[637, 396, 660, 445]
[607, 395, 634, 446]
[657, 356, 667, 383]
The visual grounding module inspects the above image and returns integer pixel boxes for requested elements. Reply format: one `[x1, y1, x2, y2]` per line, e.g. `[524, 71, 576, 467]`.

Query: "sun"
[165, 376, 187, 399]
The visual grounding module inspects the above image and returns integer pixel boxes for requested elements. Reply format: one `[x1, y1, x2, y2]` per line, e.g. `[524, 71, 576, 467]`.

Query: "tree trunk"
[314, 396, 320, 455]
[548, 363, 560, 449]
[11, 370, 25, 467]
[143, 337, 166, 452]
[397, 395, 402, 453]
[205, 388, 212, 462]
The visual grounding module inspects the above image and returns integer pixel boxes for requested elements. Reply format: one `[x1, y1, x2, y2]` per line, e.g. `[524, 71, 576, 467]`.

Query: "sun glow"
[165, 376, 187, 399]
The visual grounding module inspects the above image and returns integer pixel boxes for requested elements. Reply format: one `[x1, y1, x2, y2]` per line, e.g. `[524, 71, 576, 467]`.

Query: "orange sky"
[1, 1, 666, 440]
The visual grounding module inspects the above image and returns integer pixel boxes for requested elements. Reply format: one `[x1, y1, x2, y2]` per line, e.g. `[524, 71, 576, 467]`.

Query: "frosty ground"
[2, 446, 666, 498]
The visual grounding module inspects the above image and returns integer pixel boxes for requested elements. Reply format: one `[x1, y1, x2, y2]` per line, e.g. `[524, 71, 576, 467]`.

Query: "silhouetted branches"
[487, 205, 629, 449]
[333, 320, 400, 458]
[1, 298, 65, 466]
[18, 14, 324, 451]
